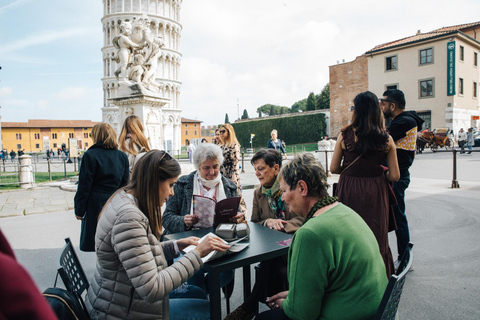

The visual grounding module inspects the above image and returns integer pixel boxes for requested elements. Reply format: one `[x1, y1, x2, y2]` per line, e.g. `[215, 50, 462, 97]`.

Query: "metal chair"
[55, 237, 90, 318]
[373, 243, 414, 320]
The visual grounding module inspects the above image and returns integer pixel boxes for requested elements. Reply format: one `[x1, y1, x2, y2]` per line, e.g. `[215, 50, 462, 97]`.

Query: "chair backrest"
[373, 243, 414, 320]
[57, 238, 89, 296]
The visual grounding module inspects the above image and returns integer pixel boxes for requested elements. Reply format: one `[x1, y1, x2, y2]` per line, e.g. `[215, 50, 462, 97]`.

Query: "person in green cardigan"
[256, 153, 388, 320]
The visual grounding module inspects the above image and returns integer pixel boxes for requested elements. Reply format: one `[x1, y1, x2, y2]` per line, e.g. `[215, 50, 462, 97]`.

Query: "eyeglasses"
[379, 98, 394, 104]
[219, 130, 226, 134]
[159, 151, 172, 162]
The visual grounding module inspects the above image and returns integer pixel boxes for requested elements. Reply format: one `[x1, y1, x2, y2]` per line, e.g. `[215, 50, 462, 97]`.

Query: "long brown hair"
[347, 91, 389, 154]
[91, 123, 118, 149]
[118, 115, 151, 155]
[126, 150, 180, 239]
[221, 124, 239, 148]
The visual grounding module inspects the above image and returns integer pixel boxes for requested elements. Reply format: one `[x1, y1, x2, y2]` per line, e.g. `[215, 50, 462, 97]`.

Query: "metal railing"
[0, 162, 36, 186]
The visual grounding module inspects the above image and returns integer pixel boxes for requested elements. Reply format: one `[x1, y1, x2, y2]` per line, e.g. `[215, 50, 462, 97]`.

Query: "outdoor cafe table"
[164, 221, 292, 320]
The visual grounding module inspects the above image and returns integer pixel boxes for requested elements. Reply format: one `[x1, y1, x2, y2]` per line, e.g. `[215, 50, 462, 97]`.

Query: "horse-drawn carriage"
[416, 128, 454, 153]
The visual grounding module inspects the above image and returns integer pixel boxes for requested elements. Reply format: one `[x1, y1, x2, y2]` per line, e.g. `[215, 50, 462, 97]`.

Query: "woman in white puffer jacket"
[86, 150, 229, 320]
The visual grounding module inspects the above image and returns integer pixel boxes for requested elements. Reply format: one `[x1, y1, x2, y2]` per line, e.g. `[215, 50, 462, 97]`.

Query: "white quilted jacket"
[85, 190, 204, 319]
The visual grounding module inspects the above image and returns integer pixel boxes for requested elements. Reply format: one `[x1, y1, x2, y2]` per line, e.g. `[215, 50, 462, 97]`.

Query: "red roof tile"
[367, 21, 480, 53]
[181, 117, 203, 123]
[1, 120, 99, 128]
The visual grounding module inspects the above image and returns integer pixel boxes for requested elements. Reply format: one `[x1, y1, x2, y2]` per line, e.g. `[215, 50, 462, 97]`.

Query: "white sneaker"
[394, 259, 414, 273]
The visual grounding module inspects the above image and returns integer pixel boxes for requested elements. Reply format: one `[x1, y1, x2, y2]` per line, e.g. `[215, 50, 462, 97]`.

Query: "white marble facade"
[101, 0, 182, 154]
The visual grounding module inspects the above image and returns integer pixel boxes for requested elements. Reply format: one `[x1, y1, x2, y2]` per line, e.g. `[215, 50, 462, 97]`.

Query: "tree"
[257, 104, 286, 116]
[291, 99, 306, 112]
[316, 83, 330, 110]
[258, 110, 262, 117]
[241, 109, 249, 119]
[280, 107, 285, 115]
[224, 113, 230, 123]
[269, 105, 275, 116]
[306, 92, 316, 111]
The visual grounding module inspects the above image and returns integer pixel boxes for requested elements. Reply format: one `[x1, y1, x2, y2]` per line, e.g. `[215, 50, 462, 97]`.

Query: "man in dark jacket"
[381, 89, 424, 268]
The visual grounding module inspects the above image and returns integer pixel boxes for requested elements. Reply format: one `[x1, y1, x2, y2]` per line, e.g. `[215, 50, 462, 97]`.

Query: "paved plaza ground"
[0, 149, 479, 319]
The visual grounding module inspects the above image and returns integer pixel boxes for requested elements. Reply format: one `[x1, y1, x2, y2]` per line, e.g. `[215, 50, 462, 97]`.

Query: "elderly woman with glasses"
[162, 143, 241, 294]
[162, 143, 243, 234]
[254, 154, 388, 320]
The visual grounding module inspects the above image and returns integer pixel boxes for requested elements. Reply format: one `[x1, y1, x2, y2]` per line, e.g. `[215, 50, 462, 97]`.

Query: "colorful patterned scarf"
[261, 178, 285, 219]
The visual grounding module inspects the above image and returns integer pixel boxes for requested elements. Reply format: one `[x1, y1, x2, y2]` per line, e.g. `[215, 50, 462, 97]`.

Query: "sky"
[1, 0, 480, 125]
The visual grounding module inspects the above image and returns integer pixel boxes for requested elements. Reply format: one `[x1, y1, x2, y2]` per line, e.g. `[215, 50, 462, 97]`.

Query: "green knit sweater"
[282, 203, 388, 320]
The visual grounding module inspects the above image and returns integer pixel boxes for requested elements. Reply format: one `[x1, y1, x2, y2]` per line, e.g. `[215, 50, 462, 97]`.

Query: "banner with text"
[447, 41, 456, 96]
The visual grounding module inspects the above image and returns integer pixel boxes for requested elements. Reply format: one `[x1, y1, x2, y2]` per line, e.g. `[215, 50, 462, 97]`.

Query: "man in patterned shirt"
[380, 89, 424, 269]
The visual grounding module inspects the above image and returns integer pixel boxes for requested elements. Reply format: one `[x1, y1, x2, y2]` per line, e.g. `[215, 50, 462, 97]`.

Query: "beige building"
[1, 120, 97, 154]
[330, 21, 480, 136]
[180, 117, 202, 146]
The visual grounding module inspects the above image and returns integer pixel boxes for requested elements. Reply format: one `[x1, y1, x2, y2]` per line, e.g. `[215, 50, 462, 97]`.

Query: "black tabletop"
[164, 221, 293, 273]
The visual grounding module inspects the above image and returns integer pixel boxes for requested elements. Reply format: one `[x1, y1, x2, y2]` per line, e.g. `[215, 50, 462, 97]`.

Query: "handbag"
[332, 154, 362, 197]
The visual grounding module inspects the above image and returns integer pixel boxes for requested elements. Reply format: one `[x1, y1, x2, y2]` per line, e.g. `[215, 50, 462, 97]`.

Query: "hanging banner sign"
[447, 41, 456, 96]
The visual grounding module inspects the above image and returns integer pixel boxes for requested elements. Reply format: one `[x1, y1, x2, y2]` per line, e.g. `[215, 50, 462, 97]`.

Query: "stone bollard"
[19, 155, 34, 188]
[317, 140, 335, 176]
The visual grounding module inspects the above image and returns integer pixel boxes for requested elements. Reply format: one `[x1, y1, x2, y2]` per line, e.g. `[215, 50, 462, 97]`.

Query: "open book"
[193, 195, 241, 228]
[183, 232, 249, 263]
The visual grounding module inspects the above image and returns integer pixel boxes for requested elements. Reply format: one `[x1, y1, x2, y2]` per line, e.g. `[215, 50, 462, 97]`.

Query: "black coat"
[74, 143, 129, 252]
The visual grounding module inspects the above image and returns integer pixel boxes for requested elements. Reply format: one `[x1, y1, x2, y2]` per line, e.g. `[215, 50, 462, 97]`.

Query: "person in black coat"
[74, 122, 129, 252]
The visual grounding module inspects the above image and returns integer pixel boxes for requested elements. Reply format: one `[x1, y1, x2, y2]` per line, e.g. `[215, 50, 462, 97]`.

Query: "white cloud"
[37, 100, 49, 111]
[0, 28, 91, 55]
[52, 87, 89, 101]
[0, 87, 13, 98]
[0, 0, 30, 16]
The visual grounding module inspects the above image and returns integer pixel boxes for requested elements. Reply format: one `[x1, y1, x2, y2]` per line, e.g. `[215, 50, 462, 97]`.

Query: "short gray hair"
[279, 153, 329, 198]
[193, 143, 224, 169]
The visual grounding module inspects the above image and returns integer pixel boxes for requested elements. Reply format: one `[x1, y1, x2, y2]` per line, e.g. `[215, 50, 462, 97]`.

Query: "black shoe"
[468, 151, 472, 154]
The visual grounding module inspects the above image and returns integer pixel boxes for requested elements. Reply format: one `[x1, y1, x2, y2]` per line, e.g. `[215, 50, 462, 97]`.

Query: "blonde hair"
[271, 129, 278, 136]
[221, 124, 239, 148]
[92, 123, 118, 149]
[118, 115, 151, 156]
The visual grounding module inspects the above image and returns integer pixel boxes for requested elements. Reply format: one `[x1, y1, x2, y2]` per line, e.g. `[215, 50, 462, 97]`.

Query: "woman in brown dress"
[330, 91, 400, 277]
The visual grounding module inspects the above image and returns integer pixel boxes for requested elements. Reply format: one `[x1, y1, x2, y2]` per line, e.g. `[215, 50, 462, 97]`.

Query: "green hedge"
[232, 113, 326, 148]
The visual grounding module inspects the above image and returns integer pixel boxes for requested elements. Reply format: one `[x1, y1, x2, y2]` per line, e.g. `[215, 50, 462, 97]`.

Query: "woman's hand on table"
[176, 236, 200, 251]
[194, 235, 230, 258]
[266, 290, 288, 309]
[266, 219, 287, 231]
[184, 214, 199, 228]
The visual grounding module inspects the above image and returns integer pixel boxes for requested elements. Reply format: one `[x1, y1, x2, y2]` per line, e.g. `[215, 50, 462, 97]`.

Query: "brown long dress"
[337, 126, 395, 277]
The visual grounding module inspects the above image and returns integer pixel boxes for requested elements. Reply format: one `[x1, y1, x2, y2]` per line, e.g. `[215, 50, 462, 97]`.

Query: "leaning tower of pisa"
[100, 0, 182, 152]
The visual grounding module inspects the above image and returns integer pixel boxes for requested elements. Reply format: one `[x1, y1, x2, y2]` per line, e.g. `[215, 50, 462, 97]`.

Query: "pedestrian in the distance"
[267, 129, 287, 160]
[9, 150, 15, 162]
[186, 139, 196, 163]
[466, 128, 474, 154]
[74, 122, 130, 252]
[457, 128, 467, 154]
